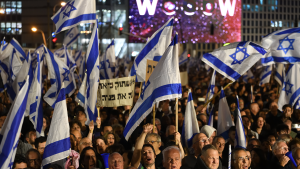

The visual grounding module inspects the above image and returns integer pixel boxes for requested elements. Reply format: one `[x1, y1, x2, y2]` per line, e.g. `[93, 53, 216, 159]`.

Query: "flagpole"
[97, 107, 100, 119]
[75, 69, 83, 84]
[138, 82, 143, 98]
[175, 97, 178, 145]
[203, 82, 233, 108]
[153, 106, 155, 133]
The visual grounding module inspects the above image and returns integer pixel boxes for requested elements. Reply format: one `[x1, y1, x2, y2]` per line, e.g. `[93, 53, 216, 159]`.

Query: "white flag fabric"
[63, 46, 77, 96]
[202, 41, 267, 81]
[83, 24, 99, 123]
[275, 63, 285, 86]
[0, 76, 30, 168]
[44, 48, 69, 108]
[63, 27, 80, 47]
[100, 40, 115, 79]
[124, 34, 182, 140]
[75, 74, 87, 108]
[206, 70, 216, 127]
[51, 0, 96, 34]
[0, 38, 26, 62]
[74, 50, 83, 68]
[27, 52, 44, 137]
[278, 64, 300, 111]
[217, 87, 234, 140]
[242, 70, 254, 83]
[42, 85, 70, 168]
[234, 96, 247, 149]
[179, 50, 188, 65]
[182, 89, 199, 148]
[130, 17, 174, 82]
[261, 27, 300, 65]
[259, 65, 272, 86]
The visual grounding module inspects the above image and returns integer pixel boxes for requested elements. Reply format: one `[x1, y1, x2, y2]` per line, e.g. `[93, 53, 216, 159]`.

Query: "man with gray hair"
[162, 146, 182, 169]
[193, 145, 222, 169]
[108, 152, 124, 169]
[231, 148, 249, 169]
[270, 139, 291, 168]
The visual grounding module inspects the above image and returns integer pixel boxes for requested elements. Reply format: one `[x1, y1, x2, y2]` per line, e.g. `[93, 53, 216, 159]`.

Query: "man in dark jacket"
[193, 145, 222, 169]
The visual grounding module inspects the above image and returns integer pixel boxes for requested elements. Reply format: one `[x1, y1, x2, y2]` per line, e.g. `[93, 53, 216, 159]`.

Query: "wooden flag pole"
[138, 82, 143, 99]
[153, 106, 156, 132]
[175, 98, 178, 145]
[97, 107, 100, 119]
[203, 82, 233, 108]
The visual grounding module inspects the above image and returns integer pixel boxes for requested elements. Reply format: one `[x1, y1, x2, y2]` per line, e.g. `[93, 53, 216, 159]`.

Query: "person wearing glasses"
[78, 137, 93, 154]
[182, 133, 210, 169]
[231, 148, 250, 169]
[34, 136, 47, 157]
[25, 149, 42, 169]
[270, 139, 291, 168]
[194, 145, 221, 169]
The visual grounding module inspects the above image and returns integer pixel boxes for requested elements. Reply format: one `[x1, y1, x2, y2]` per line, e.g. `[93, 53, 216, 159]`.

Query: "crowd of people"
[2, 64, 300, 169]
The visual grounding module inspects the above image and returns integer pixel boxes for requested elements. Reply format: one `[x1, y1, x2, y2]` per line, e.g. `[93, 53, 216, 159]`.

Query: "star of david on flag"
[278, 64, 300, 111]
[201, 41, 267, 81]
[51, 0, 96, 34]
[261, 27, 300, 65]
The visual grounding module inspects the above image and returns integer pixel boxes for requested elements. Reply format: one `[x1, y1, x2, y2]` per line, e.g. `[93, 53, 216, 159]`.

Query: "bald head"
[108, 152, 123, 169]
[250, 103, 259, 115]
[192, 133, 210, 155]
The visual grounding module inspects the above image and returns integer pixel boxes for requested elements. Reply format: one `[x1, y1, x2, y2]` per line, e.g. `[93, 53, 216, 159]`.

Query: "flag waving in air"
[259, 65, 272, 86]
[63, 27, 80, 47]
[51, 0, 96, 34]
[124, 33, 182, 140]
[275, 63, 285, 86]
[182, 89, 199, 148]
[278, 64, 300, 111]
[261, 27, 300, 65]
[100, 40, 115, 79]
[235, 96, 247, 149]
[0, 76, 30, 168]
[179, 50, 188, 65]
[202, 41, 267, 81]
[130, 17, 174, 82]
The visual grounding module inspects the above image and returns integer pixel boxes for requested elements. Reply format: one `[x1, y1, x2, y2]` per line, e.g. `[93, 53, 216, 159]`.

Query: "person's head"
[269, 101, 278, 112]
[284, 119, 292, 134]
[239, 99, 244, 110]
[70, 119, 82, 133]
[101, 125, 113, 136]
[25, 130, 37, 145]
[197, 113, 208, 125]
[95, 136, 107, 154]
[141, 144, 156, 167]
[155, 118, 162, 132]
[74, 106, 87, 123]
[162, 146, 182, 169]
[79, 147, 98, 169]
[192, 133, 210, 155]
[122, 150, 133, 169]
[272, 139, 289, 160]
[212, 136, 225, 155]
[71, 130, 82, 150]
[276, 124, 289, 136]
[288, 138, 300, 151]
[78, 137, 93, 154]
[292, 147, 300, 167]
[267, 134, 276, 147]
[232, 148, 249, 169]
[247, 138, 261, 151]
[104, 132, 120, 146]
[250, 148, 266, 169]
[200, 145, 219, 169]
[145, 133, 162, 153]
[166, 125, 176, 137]
[282, 104, 293, 118]
[108, 152, 124, 169]
[200, 125, 216, 144]
[26, 149, 42, 169]
[34, 137, 47, 157]
[256, 116, 264, 129]
[228, 126, 236, 142]
[250, 103, 259, 115]
[242, 116, 251, 129]
[13, 154, 28, 169]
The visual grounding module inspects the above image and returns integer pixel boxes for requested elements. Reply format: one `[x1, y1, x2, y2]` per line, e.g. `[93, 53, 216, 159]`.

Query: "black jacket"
[193, 156, 222, 169]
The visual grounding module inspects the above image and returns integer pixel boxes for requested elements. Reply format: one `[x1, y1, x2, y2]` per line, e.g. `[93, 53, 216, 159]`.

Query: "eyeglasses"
[147, 140, 160, 144]
[278, 147, 289, 151]
[199, 138, 210, 143]
[29, 159, 38, 163]
[234, 156, 250, 161]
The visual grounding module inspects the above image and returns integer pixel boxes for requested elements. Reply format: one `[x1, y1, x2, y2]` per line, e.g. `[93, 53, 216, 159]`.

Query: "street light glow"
[31, 27, 37, 32]
[61, 2, 66, 6]
[0, 9, 4, 14]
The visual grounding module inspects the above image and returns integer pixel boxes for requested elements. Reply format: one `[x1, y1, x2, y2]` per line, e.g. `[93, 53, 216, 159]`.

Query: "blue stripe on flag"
[66, 33, 80, 47]
[261, 56, 300, 64]
[261, 71, 272, 81]
[77, 92, 85, 104]
[65, 81, 75, 95]
[48, 49, 61, 98]
[275, 72, 282, 82]
[274, 27, 300, 35]
[56, 14, 96, 33]
[289, 87, 300, 105]
[249, 42, 267, 55]
[10, 39, 26, 59]
[124, 83, 182, 136]
[203, 53, 241, 80]
[42, 137, 70, 159]
[179, 58, 188, 65]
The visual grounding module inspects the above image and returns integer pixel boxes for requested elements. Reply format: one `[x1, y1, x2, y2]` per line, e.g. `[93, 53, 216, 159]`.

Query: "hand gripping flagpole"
[203, 82, 233, 108]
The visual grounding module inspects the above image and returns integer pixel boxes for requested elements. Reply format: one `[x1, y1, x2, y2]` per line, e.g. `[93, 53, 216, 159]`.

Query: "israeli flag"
[0, 38, 8, 55]
[182, 89, 199, 148]
[44, 48, 70, 108]
[124, 34, 182, 140]
[100, 40, 115, 79]
[217, 87, 234, 140]
[242, 70, 254, 83]
[0, 76, 30, 169]
[77, 55, 85, 87]
[275, 63, 285, 86]
[259, 65, 272, 86]
[206, 70, 216, 127]
[202, 41, 267, 81]
[63, 46, 77, 96]
[0, 38, 26, 62]
[234, 96, 246, 149]
[179, 50, 188, 65]
[74, 49, 83, 68]
[63, 27, 80, 47]
[278, 64, 300, 111]
[261, 27, 300, 65]
[42, 84, 70, 168]
[51, 0, 96, 34]
[76, 74, 87, 107]
[130, 17, 174, 82]
[83, 23, 99, 123]
[27, 53, 44, 137]
[207, 105, 214, 127]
